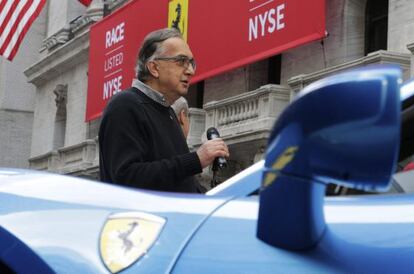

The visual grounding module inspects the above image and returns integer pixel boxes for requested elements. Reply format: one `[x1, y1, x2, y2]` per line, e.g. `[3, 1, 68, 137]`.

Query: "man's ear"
[146, 61, 159, 78]
[178, 110, 186, 126]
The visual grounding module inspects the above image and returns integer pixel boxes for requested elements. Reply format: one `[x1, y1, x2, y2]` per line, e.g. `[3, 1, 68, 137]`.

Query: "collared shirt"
[132, 79, 170, 107]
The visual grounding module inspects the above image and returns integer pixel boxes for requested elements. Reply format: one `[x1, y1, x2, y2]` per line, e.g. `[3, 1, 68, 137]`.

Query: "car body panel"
[206, 160, 264, 197]
[0, 169, 230, 273]
[174, 194, 414, 273]
[2, 170, 414, 273]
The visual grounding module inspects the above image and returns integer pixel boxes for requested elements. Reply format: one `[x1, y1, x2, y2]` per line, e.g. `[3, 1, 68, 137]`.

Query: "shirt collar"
[132, 79, 170, 107]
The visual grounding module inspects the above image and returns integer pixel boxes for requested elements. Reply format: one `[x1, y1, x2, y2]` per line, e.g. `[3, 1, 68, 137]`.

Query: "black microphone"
[206, 127, 227, 169]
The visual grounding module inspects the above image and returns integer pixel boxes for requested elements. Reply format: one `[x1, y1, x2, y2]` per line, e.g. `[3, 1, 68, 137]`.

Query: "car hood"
[0, 169, 229, 273]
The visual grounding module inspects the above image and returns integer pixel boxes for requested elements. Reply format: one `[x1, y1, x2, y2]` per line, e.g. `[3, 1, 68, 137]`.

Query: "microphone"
[206, 127, 227, 169]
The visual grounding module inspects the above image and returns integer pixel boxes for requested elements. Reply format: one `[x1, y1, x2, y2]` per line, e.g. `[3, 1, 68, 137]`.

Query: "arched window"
[53, 84, 67, 149]
[365, 0, 389, 55]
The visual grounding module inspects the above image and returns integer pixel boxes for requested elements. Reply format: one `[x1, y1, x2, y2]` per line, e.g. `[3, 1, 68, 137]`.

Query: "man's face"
[153, 37, 195, 102]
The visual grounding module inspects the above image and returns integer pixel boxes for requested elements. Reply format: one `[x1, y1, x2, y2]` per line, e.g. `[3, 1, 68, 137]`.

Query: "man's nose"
[185, 63, 195, 75]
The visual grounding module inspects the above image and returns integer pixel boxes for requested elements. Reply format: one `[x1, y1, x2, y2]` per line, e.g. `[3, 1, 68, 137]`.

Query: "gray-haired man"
[99, 28, 229, 193]
[171, 96, 190, 138]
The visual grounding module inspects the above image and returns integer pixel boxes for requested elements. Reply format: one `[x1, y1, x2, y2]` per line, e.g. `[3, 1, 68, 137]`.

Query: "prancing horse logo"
[117, 221, 141, 254]
[100, 212, 166, 273]
[168, 0, 188, 41]
[171, 3, 182, 33]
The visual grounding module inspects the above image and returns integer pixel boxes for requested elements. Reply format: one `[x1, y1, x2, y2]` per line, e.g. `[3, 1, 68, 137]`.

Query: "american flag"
[0, 0, 47, 61]
[0, 0, 92, 61]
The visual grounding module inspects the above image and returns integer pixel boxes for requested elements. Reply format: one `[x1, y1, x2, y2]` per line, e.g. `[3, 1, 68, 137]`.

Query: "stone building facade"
[20, 0, 414, 187]
[0, 5, 46, 168]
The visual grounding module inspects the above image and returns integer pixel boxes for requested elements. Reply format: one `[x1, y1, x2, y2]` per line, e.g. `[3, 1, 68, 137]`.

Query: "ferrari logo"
[100, 212, 166, 273]
[168, 0, 189, 41]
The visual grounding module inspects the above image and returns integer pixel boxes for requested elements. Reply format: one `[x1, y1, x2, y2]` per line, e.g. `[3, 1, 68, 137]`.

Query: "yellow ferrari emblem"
[168, 0, 189, 41]
[100, 212, 166, 273]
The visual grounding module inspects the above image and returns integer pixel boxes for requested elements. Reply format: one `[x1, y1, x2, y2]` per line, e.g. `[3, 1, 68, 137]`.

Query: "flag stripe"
[0, 0, 31, 53]
[0, 0, 45, 61]
[0, 1, 9, 18]
[0, 0, 20, 37]
[0, 0, 87, 61]
[3, 0, 46, 60]
[1, 0, 34, 54]
[0, 1, 15, 26]
[0, 0, 29, 49]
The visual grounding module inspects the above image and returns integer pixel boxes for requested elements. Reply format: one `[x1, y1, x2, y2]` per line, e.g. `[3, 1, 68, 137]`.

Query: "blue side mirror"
[257, 66, 402, 250]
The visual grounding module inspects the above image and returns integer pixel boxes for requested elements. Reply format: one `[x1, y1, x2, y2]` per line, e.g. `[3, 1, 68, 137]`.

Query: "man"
[99, 28, 229, 193]
[171, 96, 190, 138]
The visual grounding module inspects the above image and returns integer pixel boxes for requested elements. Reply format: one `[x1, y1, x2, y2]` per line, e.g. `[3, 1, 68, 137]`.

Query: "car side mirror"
[257, 66, 402, 250]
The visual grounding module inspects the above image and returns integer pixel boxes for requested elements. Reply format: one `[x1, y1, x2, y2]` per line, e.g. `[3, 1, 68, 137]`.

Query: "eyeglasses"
[153, 55, 196, 71]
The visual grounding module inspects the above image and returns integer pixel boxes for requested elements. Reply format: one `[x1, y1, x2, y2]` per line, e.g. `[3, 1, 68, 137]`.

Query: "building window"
[186, 81, 204, 108]
[365, 0, 388, 55]
[268, 55, 281, 84]
[53, 84, 67, 149]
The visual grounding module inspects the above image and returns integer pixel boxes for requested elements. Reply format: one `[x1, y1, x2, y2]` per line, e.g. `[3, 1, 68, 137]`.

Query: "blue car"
[1, 66, 414, 274]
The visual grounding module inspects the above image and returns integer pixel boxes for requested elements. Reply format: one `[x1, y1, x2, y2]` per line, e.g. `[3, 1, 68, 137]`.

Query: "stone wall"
[281, 0, 366, 84]
[388, 0, 414, 53]
[26, 8, 94, 157]
[29, 62, 90, 158]
[203, 60, 269, 104]
[0, 110, 34, 168]
[0, 7, 46, 168]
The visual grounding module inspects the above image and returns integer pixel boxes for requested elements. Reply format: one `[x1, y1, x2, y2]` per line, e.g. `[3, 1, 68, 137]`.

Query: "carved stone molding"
[29, 139, 99, 179]
[407, 42, 414, 54]
[70, 15, 95, 34]
[39, 0, 105, 53]
[71, 0, 104, 34]
[40, 27, 72, 52]
[53, 84, 68, 109]
[288, 50, 411, 99]
[29, 151, 60, 171]
[24, 29, 89, 86]
[407, 42, 414, 77]
[204, 84, 290, 145]
[106, 0, 129, 11]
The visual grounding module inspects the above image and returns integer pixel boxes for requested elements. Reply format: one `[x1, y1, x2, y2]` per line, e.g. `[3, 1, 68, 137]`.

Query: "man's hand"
[196, 138, 229, 168]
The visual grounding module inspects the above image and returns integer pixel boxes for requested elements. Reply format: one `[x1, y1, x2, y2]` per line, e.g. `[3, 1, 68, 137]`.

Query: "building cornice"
[107, 0, 129, 11]
[407, 42, 414, 53]
[40, 27, 72, 52]
[24, 30, 90, 86]
[24, 0, 106, 86]
[288, 50, 411, 91]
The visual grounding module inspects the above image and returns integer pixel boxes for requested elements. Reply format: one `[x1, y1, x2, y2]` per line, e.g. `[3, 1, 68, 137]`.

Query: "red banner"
[86, 0, 325, 121]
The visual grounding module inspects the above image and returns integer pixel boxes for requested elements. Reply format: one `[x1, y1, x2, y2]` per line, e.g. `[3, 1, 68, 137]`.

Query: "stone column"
[187, 108, 206, 149]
